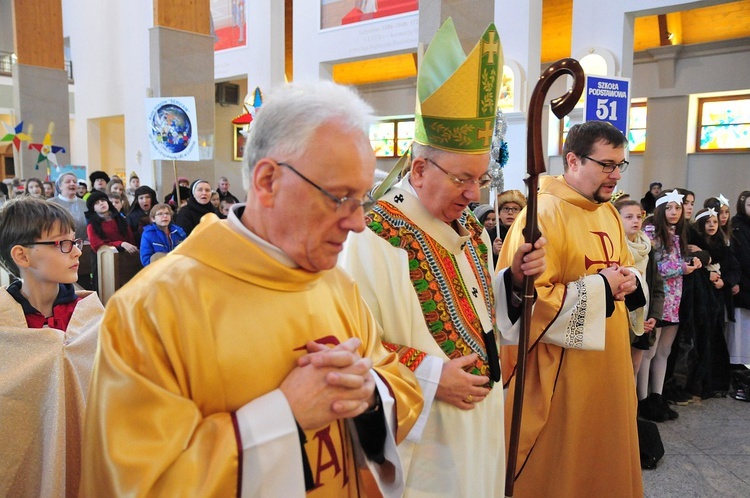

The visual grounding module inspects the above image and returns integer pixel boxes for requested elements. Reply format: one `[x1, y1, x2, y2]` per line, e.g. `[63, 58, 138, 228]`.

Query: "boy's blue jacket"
[139, 223, 187, 266]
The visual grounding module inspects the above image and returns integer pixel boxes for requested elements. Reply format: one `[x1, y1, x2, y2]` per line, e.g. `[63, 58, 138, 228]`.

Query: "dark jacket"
[731, 214, 750, 310]
[174, 197, 217, 236]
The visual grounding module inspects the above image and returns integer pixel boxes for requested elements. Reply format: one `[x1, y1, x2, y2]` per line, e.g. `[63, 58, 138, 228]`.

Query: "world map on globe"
[150, 104, 193, 154]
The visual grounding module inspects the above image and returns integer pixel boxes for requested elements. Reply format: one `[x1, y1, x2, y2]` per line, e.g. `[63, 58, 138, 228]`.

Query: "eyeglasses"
[424, 158, 492, 189]
[277, 162, 376, 215]
[24, 238, 84, 254]
[500, 206, 521, 214]
[582, 155, 629, 173]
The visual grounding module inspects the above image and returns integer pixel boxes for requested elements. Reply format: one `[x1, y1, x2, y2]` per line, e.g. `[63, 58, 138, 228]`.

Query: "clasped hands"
[280, 338, 376, 431]
[600, 264, 637, 301]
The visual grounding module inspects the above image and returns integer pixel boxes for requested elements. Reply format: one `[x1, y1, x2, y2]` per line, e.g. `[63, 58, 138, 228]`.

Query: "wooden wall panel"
[12, 0, 64, 69]
[154, 0, 211, 35]
[680, 0, 750, 45]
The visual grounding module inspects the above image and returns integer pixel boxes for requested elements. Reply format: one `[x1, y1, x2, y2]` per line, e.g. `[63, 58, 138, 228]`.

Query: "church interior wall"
[0, 1, 747, 204]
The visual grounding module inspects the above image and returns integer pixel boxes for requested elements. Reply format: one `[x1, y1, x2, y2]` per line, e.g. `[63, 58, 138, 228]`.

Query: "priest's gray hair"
[242, 81, 375, 189]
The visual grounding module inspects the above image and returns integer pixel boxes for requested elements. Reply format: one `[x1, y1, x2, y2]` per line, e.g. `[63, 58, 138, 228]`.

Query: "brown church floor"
[642, 395, 750, 497]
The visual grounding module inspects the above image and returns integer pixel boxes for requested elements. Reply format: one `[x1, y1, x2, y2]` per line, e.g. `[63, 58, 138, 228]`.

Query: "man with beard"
[499, 120, 646, 497]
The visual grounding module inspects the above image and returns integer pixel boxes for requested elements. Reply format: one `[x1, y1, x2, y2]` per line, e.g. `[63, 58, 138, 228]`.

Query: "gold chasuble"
[499, 175, 643, 497]
[80, 214, 422, 497]
[0, 290, 102, 498]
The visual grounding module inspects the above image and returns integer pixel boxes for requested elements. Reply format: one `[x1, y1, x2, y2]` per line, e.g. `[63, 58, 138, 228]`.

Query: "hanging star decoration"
[28, 132, 66, 169]
[718, 193, 730, 207]
[488, 107, 509, 194]
[233, 87, 264, 138]
[695, 207, 718, 222]
[655, 189, 684, 208]
[1, 121, 32, 151]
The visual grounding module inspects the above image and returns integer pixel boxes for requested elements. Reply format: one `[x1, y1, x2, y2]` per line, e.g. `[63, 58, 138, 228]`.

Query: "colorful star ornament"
[718, 193, 730, 207]
[655, 189, 684, 208]
[28, 132, 66, 169]
[695, 207, 718, 222]
[0, 121, 32, 151]
[233, 87, 264, 138]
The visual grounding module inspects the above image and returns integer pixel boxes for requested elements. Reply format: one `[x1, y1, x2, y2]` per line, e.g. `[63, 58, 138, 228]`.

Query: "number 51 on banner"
[583, 75, 631, 136]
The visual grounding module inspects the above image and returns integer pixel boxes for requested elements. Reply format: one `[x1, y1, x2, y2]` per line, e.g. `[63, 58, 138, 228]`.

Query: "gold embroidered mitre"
[415, 18, 503, 154]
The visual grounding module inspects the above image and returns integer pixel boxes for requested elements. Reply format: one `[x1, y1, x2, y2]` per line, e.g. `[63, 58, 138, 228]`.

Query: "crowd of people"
[0, 17, 749, 498]
[1, 171, 242, 270]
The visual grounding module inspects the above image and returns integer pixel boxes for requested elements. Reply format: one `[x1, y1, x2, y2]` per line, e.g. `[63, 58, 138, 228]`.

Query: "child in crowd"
[692, 207, 740, 396]
[42, 180, 55, 199]
[210, 190, 221, 210]
[85, 191, 137, 254]
[125, 186, 157, 244]
[0, 198, 103, 497]
[24, 177, 44, 198]
[666, 188, 710, 406]
[704, 195, 732, 245]
[640, 190, 702, 422]
[139, 203, 187, 266]
[727, 191, 750, 375]
[109, 193, 127, 216]
[616, 200, 664, 385]
[219, 198, 236, 219]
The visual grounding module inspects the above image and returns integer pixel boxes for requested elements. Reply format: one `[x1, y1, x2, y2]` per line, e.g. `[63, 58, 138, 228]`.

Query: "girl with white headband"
[639, 190, 702, 422]
[703, 194, 732, 245]
[692, 207, 741, 397]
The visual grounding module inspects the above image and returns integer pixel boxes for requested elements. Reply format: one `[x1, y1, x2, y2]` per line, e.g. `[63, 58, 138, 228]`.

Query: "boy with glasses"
[0, 197, 103, 497]
[139, 203, 187, 266]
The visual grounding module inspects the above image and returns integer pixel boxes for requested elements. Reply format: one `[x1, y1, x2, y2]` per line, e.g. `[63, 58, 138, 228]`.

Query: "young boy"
[139, 203, 187, 266]
[219, 198, 236, 218]
[0, 197, 103, 497]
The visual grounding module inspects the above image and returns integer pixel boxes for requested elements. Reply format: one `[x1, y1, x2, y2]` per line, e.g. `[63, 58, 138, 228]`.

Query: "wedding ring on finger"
[465, 394, 473, 403]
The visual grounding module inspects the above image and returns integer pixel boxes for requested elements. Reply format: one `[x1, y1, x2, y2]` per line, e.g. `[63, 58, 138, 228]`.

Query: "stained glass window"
[628, 102, 647, 153]
[697, 95, 750, 152]
[370, 119, 414, 158]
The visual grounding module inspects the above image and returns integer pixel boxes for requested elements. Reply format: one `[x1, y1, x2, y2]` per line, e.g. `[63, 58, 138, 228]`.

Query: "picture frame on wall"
[233, 124, 246, 161]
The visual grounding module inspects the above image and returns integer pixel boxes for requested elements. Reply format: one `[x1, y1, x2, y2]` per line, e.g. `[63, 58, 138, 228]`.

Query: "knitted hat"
[496, 189, 526, 209]
[86, 189, 110, 213]
[89, 170, 110, 185]
[473, 204, 494, 223]
[414, 18, 503, 154]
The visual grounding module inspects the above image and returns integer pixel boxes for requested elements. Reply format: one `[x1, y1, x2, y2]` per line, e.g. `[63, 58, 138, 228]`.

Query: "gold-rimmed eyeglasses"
[24, 238, 84, 254]
[424, 157, 492, 189]
[277, 162, 376, 215]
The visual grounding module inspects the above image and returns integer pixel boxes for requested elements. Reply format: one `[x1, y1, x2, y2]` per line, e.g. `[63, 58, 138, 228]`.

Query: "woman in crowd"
[174, 179, 217, 236]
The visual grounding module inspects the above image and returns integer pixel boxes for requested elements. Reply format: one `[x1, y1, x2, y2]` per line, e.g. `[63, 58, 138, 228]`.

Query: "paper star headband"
[655, 189, 684, 208]
[695, 207, 718, 222]
[414, 18, 503, 154]
[717, 193, 730, 207]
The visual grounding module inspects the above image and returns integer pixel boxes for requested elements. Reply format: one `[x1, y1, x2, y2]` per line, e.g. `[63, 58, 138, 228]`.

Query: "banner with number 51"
[583, 75, 631, 136]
